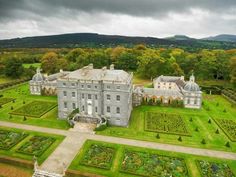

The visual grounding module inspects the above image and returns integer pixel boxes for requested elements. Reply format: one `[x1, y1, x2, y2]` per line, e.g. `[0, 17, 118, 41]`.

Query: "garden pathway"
[1, 120, 236, 175]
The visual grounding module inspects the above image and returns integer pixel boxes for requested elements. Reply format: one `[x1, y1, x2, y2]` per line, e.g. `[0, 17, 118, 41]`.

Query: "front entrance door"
[87, 100, 92, 115]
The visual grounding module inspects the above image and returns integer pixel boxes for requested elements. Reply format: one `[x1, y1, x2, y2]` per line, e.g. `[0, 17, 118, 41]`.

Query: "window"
[116, 107, 120, 114]
[107, 85, 110, 89]
[81, 85, 84, 89]
[63, 91, 67, 97]
[95, 95, 98, 100]
[64, 102, 67, 109]
[116, 95, 120, 101]
[72, 103, 76, 109]
[71, 83, 75, 86]
[87, 85, 91, 89]
[82, 93, 84, 99]
[116, 86, 120, 90]
[95, 85, 97, 89]
[187, 99, 190, 104]
[107, 94, 111, 100]
[194, 99, 197, 105]
[169, 87, 171, 89]
[88, 94, 91, 99]
[158, 86, 160, 88]
[95, 107, 98, 112]
[82, 105, 85, 111]
[107, 106, 110, 113]
[63, 82, 66, 86]
[72, 92, 76, 97]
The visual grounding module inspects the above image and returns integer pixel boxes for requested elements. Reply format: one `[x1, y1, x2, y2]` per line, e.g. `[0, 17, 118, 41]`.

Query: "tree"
[41, 52, 59, 74]
[230, 56, 236, 87]
[4, 57, 24, 78]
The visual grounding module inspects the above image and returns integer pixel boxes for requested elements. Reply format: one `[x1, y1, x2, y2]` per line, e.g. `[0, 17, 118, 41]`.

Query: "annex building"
[133, 74, 202, 109]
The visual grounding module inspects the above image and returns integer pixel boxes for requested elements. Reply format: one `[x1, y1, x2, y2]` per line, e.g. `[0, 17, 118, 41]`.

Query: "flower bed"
[145, 112, 190, 136]
[10, 101, 57, 118]
[214, 119, 236, 142]
[0, 97, 15, 106]
[80, 144, 116, 169]
[120, 150, 189, 177]
[197, 160, 235, 177]
[0, 129, 28, 150]
[16, 136, 55, 156]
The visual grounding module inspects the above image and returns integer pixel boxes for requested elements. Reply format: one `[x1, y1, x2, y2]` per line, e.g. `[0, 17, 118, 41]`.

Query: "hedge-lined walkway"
[1, 120, 236, 174]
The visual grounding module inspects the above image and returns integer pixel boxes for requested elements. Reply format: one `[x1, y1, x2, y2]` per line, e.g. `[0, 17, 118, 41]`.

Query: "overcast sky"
[0, 0, 236, 40]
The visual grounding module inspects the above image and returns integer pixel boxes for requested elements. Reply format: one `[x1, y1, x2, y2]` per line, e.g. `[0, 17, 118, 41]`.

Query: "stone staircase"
[32, 169, 63, 177]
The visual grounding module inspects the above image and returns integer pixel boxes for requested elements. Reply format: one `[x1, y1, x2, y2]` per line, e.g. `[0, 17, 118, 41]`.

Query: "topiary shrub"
[223, 109, 227, 113]
[215, 129, 219, 134]
[11, 106, 14, 110]
[195, 127, 199, 132]
[178, 136, 182, 142]
[23, 116, 27, 121]
[189, 117, 193, 122]
[208, 119, 211, 124]
[225, 142, 230, 148]
[201, 139, 206, 144]
[156, 133, 160, 139]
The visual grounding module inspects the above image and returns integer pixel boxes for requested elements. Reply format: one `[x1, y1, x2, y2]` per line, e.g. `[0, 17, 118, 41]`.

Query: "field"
[145, 112, 190, 136]
[0, 162, 33, 177]
[0, 126, 64, 164]
[0, 83, 70, 129]
[69, 140, 236, 177]
[10, 101, 57, 118]
[97, 95, 236, 153]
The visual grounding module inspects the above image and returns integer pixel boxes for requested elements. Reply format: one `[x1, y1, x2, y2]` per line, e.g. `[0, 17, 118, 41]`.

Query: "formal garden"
[0, 127, 64, 164]
[145, 112, 190, 136]
[80, 144, 116, 170]
[0, 83, 70, 129]
[197, 160, 235, 177]
[10, 101, 57, 118]
[69, 140, 236, 177]
[96, 95, 236, 153]
[0, 97, 15, 106]
[120, 150, 188, 176]
[214, 119, 236, 142]
[16, 136, 55, 156]
[0, 129, 28, 150]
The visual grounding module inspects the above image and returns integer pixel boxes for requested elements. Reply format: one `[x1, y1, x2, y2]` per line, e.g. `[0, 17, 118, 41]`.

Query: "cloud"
[0, 0, 235, 39]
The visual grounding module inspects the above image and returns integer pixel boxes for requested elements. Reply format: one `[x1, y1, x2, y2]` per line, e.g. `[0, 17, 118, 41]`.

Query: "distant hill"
[165, 35, 195, 41]
[0, 33, 236, 50]
[203, 34, 236, 42]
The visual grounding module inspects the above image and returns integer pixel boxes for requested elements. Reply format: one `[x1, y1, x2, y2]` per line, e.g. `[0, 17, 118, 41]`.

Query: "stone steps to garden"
[32, 169, 63, 177]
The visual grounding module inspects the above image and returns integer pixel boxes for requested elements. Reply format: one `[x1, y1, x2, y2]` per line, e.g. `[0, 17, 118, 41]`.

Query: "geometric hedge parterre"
[120, 149, 189, 177]
[0, 97, 15, 106]
[10, 101, 57, 118]
[0, 129, 28, 150]
[145, 112, 190, 136]
[16, 135, 55, 157]
[197, 160, 235, 177]
[214, 119, 236, 142]
[80, 144, 116, 170]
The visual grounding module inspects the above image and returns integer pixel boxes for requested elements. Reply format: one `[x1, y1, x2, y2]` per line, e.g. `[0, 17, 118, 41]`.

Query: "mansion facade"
[29, 64, 202, 127]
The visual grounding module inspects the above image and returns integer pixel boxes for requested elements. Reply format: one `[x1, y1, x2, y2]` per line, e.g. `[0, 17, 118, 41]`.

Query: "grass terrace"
[0, 126, 64, 165]
[0, 83, 70, 129]
[68, 140, 236, 177]
[97, 95, 236, 153]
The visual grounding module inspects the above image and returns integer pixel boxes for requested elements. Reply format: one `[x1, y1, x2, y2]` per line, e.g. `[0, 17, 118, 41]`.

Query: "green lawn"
[23, 63, 41, 69]
[0, 126, 64, 165]
[97, 95, 236, 153]
[69, 140, 236, 177]
[0, 83, 70, 130]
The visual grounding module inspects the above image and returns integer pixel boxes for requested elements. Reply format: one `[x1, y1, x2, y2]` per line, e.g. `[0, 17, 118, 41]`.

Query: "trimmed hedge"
[0, 155, 34, 169]
[0, 78, 30, 90]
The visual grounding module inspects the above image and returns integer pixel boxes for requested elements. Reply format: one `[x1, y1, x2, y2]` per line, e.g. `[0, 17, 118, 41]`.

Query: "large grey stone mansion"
[30, 64, 202, 126]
